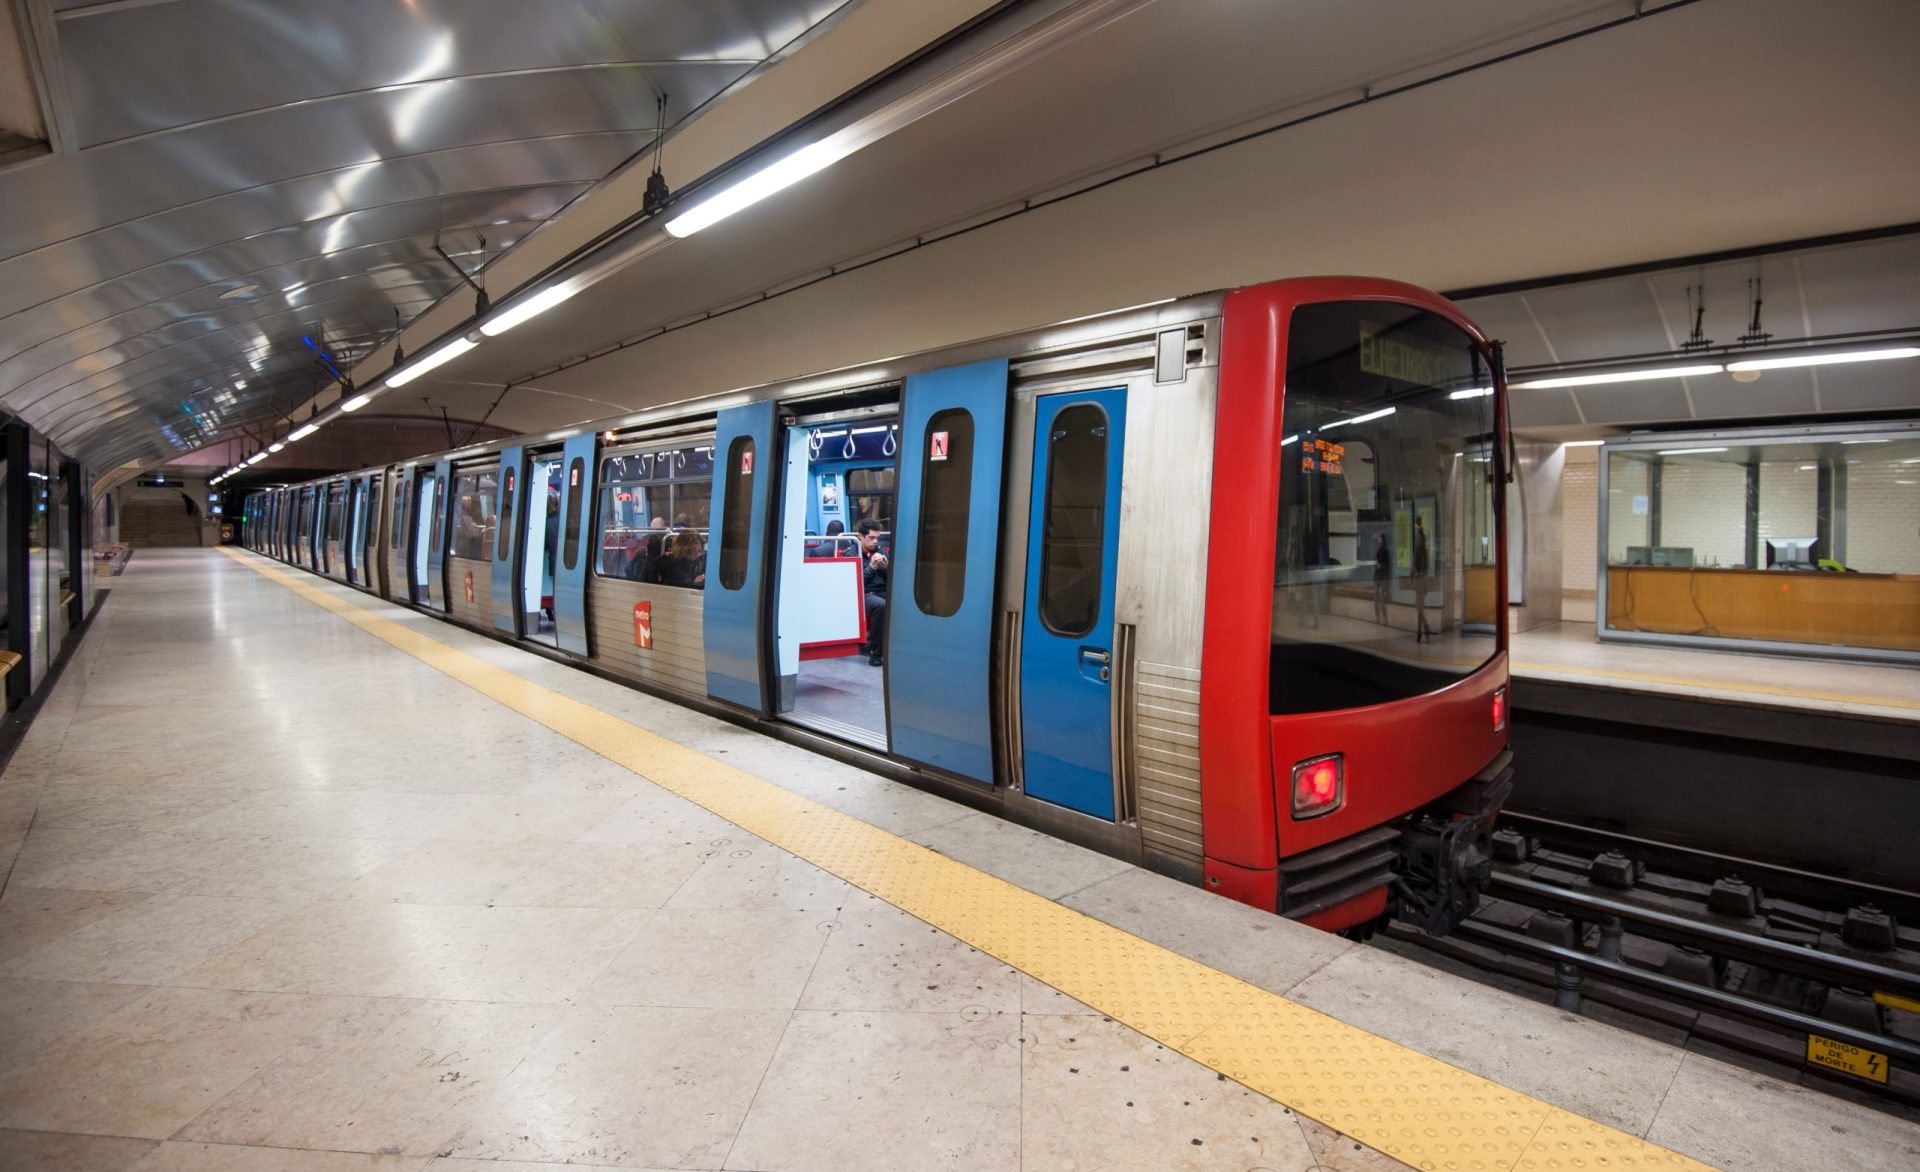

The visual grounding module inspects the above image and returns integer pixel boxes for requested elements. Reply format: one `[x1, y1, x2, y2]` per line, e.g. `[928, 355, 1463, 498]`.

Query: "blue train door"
[887, 359, 1009, 784]
[422, 459, 451, 611]
[490, 446, 522, 634]
[704, 401, 778, 711]
[1019, 387, 1127, 820]
[552, 433, 596, 655]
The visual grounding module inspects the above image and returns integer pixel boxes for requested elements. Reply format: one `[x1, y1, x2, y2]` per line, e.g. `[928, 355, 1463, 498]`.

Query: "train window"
[325, 485, 345, 543]
[845, 466, 896, 532]
[495, 468, 515, 562]
[562, 458, 586, 571]
[590, 445, 713, 588]
[367, 480, 384, 563]
[448, 468, 497, 561]
[913, 409, 973, 617]
[425, 475, 445, 559]
[1271, 300, 1499, 715]
[392, 478, 409, 554]
[718, 437, 754, 590]
[1038, 403, 1109, 637]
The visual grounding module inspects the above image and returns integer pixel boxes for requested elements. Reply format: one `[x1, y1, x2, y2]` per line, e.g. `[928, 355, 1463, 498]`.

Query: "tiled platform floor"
[0, 550, 1915, 1170]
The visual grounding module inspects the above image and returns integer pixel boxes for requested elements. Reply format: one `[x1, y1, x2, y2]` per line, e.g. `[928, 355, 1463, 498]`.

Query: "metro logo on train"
[239, 275, 1513, 938]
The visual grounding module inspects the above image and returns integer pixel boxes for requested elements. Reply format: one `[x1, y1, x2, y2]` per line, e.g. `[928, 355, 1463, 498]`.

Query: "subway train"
[242, 276, 1513, 935]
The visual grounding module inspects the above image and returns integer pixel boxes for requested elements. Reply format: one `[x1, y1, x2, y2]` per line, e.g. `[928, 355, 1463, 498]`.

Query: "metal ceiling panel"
[55, 0, 840, 146]
[1, 184, 584, 392]
[0, 131, 646, 320]
[0, 0, 857, 471]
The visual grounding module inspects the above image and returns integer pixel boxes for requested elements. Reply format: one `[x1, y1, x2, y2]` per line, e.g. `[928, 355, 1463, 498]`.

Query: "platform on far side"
[0, 549, 1913, 1171]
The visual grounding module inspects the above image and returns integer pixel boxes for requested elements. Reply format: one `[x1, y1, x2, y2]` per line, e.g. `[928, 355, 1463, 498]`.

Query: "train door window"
[718, 438, 754, 590]
[495, 468, 515, 562]
[366, 479, 383, 572]
[913, 409, 973, 617]
[845, 466, 895, 537]
[1037, 404, 1110, 636]
[392, 477, 409, 556]
[561, 458, 585, 570]
[595, 456, 657, 580]
[449, 467, 497, 561]
[325, 485, 345, 544]
[425, 476, 446, 561]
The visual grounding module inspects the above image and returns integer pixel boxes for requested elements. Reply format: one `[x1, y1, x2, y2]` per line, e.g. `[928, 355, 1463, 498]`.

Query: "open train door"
[704, 400, 777, 711]
[551, 433, 597, 655]
[489, 445, 522, 635]
[885, 359, 1009, 785]
[422, 458, 452, 611]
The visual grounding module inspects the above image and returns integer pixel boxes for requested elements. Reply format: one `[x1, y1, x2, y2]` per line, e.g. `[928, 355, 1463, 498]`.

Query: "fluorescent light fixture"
[1515, 364, 1723, 389]
[268, 442, 285, 453]
[1281, 434, 1300, 446]
[1563, 440, 1606, 447]
[1449, 387, 1494, 399]
[286, 423, 319, 442]
[1799, 464, 1817, 471]
[1323, 406, 1397, 430]
[665, 139, 861, 238]
[340, 392, 375, 412]
[1840, 439, 1888, 445]
[479, 282, 581, 337]
[1726, 346, 1920, 372]
[245, 452, 268, 465]
[1658, 447, 1728, 455]
[386, 336, 477, 387]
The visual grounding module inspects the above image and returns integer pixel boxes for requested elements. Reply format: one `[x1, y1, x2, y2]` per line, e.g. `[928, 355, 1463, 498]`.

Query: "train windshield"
[1271, 301, 1500, 715]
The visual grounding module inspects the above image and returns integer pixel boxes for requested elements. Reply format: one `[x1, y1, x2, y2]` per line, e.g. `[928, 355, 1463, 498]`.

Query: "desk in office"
[1605, 565, 1920, 652]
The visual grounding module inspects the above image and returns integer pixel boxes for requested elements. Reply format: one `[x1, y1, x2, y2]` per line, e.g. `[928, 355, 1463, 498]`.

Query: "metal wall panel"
[446, 555, 494, 630]
[587, 578, 709, 699]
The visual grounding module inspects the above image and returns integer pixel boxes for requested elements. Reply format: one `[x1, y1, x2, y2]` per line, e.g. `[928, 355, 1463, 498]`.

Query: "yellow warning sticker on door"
[1806, 1035, 1890, 1083]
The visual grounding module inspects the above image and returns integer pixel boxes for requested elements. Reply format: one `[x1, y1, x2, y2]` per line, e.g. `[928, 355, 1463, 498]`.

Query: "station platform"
[0, 550, 1915, 1171]
[1511, 622, 1920, 732]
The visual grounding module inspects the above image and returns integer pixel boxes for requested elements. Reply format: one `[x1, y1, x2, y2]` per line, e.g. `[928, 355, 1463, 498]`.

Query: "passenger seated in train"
[857, 518, 888, 666]
[661, 529, 706, 588]
[625, 516, 669, 583]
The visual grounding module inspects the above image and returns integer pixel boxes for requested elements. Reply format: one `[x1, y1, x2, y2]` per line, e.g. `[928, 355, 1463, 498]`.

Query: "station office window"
[1600, 429, 1920, 659]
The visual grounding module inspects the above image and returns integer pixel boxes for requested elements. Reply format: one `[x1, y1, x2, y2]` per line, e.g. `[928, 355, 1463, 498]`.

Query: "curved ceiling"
[0, 0, 853, 472]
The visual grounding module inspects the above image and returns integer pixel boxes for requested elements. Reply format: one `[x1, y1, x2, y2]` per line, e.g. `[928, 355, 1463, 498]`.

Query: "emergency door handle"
[1079, 646, 1111, 682]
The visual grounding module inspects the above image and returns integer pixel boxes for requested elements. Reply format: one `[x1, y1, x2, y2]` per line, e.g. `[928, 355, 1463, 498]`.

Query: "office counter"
[1606, 565, 1920, 652]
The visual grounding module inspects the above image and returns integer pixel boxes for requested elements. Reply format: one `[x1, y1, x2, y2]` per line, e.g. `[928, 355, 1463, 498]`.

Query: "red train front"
[1202, 278, 1513, 935]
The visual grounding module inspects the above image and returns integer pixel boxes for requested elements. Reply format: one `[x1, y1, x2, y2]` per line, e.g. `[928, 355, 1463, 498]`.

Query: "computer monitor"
[1765, 536, 1819, 569]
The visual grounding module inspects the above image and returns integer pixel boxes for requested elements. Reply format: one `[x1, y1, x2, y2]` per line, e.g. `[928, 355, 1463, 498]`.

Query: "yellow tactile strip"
[221, 548, 1712, 1172]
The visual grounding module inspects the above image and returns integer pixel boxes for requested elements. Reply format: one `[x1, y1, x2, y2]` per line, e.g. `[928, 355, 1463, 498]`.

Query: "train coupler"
[1391, 750, 1512, 936]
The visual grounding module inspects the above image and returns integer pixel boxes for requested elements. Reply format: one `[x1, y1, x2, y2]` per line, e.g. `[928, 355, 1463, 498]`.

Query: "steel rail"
[1490, 873, 1920, 1001]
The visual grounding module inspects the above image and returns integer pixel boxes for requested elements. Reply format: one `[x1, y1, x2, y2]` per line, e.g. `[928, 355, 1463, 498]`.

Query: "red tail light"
[1291, 753, 1343, 819]
[1492, 686, 1508, 733]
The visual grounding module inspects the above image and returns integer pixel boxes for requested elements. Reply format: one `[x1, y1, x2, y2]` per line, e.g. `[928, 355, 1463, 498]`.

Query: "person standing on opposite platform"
[857, 518, 889, 666]
[1412, 514, 1434, 643]
[1372, 531, 1391, 626]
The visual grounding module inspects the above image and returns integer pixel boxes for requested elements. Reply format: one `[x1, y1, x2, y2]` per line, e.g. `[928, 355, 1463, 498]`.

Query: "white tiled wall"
[1846, 458, 1920, 573]
[1561, 446, 1598, 622]
[1756, 462, 1818, 547]
[1655, 461, 1746, 567]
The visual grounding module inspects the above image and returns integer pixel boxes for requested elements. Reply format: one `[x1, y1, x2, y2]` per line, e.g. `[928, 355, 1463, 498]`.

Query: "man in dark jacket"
[857, 519, 889, 666]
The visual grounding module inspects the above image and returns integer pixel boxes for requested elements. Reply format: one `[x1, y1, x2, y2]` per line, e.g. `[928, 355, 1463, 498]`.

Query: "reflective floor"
[1, 550, 1915, 1170]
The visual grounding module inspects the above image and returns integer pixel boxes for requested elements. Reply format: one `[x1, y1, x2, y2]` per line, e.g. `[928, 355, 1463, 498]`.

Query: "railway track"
[1384, 810, 1920, 1110]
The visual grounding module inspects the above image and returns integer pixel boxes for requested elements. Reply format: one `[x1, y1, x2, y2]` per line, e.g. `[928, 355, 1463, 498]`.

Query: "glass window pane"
[718, 437, 754, 590]
[562, 458, 585, 570]
[914, 409, 973, 617]
[1272, 302, 1499, 714]
[1038, 404, 1108, 637]
[494, 468, 514, 562]
[449, 468, 496, 560]
[326, 485, 345, 542]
